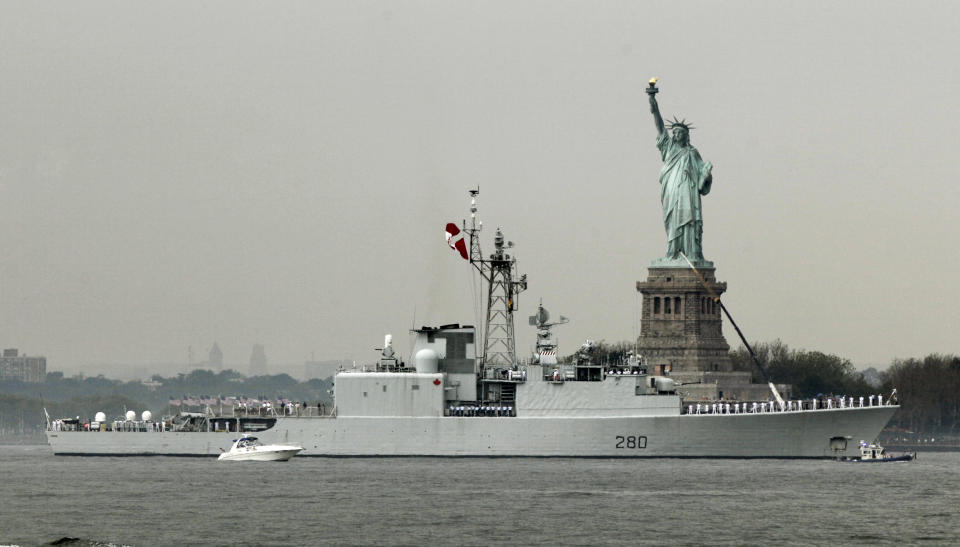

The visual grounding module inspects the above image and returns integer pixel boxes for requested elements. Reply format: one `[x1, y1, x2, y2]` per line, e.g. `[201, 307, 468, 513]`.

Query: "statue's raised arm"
[647, 78, 665, 136]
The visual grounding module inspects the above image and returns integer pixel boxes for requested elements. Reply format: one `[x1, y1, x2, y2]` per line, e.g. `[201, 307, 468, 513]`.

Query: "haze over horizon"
[2, 2, 957, 376]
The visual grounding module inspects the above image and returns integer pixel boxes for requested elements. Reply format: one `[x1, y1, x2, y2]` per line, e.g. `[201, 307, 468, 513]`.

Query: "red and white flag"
[445, 222, 469, 261]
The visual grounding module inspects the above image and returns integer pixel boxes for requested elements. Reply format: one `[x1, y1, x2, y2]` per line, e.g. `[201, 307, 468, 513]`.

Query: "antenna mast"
[464, 189, 528, 374]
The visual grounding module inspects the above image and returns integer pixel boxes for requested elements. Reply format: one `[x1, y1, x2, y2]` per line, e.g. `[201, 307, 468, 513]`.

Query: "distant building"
[209, 342, 223, 370]
[249, 344, 267, 376]
[0, 349, 46, 383]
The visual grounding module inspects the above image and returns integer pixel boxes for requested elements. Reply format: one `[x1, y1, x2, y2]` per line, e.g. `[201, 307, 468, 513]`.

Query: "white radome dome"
[94, 412, 106, 422]
[414, 348, 439, 373]
[125, 410, 136, 421]
[141, 410, 152, 421]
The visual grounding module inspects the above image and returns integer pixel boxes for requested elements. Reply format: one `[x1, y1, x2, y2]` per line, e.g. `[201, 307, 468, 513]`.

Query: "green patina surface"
[647, 83, 713, 269]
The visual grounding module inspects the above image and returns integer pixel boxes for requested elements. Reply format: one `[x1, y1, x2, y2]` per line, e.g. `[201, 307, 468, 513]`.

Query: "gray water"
[1, 446, 957, 546]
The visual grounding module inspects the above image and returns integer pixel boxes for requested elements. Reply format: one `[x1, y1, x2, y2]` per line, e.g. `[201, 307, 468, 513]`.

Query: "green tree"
[730, 340, 873, 398]
[880, 354, 960, 435]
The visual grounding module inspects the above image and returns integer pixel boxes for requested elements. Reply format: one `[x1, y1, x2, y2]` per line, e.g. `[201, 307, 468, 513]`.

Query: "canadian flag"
[445, 222, 469, 260]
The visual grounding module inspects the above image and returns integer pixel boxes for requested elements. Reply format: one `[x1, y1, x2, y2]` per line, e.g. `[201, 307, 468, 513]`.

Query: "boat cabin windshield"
[235, 437, 259, 448]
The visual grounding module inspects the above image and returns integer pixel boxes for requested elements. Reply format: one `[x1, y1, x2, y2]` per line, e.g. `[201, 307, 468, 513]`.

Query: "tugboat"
[845, 440, 915, 463]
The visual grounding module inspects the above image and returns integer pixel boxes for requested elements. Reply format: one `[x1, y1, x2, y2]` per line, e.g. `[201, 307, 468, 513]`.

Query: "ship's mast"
[464, 189, 527, 374]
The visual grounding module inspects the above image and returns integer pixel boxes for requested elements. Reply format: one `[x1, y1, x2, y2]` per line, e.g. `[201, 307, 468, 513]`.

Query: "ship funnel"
[94, 412, 106, 422]
[141, 410, 153, 421]
[414, 348, 439, 373]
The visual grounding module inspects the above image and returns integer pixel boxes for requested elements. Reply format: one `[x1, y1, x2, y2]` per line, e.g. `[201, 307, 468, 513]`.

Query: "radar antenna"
[529, 299, 568, 365]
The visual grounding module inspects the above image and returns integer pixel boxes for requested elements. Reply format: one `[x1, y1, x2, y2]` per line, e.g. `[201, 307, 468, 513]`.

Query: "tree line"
[728, 340, 876, 397]
[879, 354, 960, 435]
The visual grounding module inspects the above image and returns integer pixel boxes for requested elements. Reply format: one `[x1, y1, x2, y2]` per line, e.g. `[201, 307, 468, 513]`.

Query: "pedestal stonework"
[635, 266, 732, 376]
[635, 265, 792, 402]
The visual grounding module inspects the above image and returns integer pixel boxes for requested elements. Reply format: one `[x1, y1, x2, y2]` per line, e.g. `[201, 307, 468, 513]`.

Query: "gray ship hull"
[46, 405, 895, 458]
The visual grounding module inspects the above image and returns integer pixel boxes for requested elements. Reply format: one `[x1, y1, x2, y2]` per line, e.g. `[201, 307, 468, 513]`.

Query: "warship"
[45, 190, 897, 458]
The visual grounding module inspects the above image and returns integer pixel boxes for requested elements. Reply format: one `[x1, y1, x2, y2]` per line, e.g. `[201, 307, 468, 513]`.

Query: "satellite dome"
[94, 412, 106, 422]
[414, 348, 439, 373]
[125, 410, 136, 421]
[141, 410, 152, 421]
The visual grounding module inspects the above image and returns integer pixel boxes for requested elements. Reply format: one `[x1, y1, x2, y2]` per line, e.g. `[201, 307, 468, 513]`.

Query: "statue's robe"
[656, 132, 713, 260]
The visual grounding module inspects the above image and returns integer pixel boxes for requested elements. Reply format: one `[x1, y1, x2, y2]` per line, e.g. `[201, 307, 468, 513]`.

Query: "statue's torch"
[646, 77, 659, 96]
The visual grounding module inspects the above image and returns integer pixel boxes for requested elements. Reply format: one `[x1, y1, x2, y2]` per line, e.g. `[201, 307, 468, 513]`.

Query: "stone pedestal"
[635, 265, 733, 376]
[635, 265, 791, 402]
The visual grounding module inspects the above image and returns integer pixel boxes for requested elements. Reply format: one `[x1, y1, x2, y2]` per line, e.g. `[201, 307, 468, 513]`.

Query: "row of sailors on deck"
[448, 405, 514, 417]
[688, 395, 887, 415]
[113, 420, 167, 432]
[824, 395, 887, 409]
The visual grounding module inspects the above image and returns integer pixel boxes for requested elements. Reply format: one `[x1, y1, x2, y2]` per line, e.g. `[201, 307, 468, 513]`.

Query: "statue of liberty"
[647, 79, 713, 267]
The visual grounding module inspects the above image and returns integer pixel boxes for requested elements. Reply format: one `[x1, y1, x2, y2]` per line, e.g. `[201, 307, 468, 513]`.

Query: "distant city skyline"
[2, 2, 957, 374]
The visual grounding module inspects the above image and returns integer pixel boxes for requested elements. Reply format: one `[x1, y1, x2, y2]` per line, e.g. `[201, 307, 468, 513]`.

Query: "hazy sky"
[2, 1, 958, 374]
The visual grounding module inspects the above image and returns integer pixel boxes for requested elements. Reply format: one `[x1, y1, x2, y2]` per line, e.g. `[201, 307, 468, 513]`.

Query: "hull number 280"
[614, 435, 647, 449]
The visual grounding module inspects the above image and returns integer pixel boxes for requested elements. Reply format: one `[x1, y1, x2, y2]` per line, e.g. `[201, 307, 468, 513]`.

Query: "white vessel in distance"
[45, 191, 898, 458]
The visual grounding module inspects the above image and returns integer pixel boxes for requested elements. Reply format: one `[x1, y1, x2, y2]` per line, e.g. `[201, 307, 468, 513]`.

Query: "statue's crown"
[667, 116, 694, 131]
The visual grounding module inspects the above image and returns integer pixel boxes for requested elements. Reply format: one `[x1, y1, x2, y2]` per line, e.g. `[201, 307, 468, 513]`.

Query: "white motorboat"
[218, 434, 303, 462]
